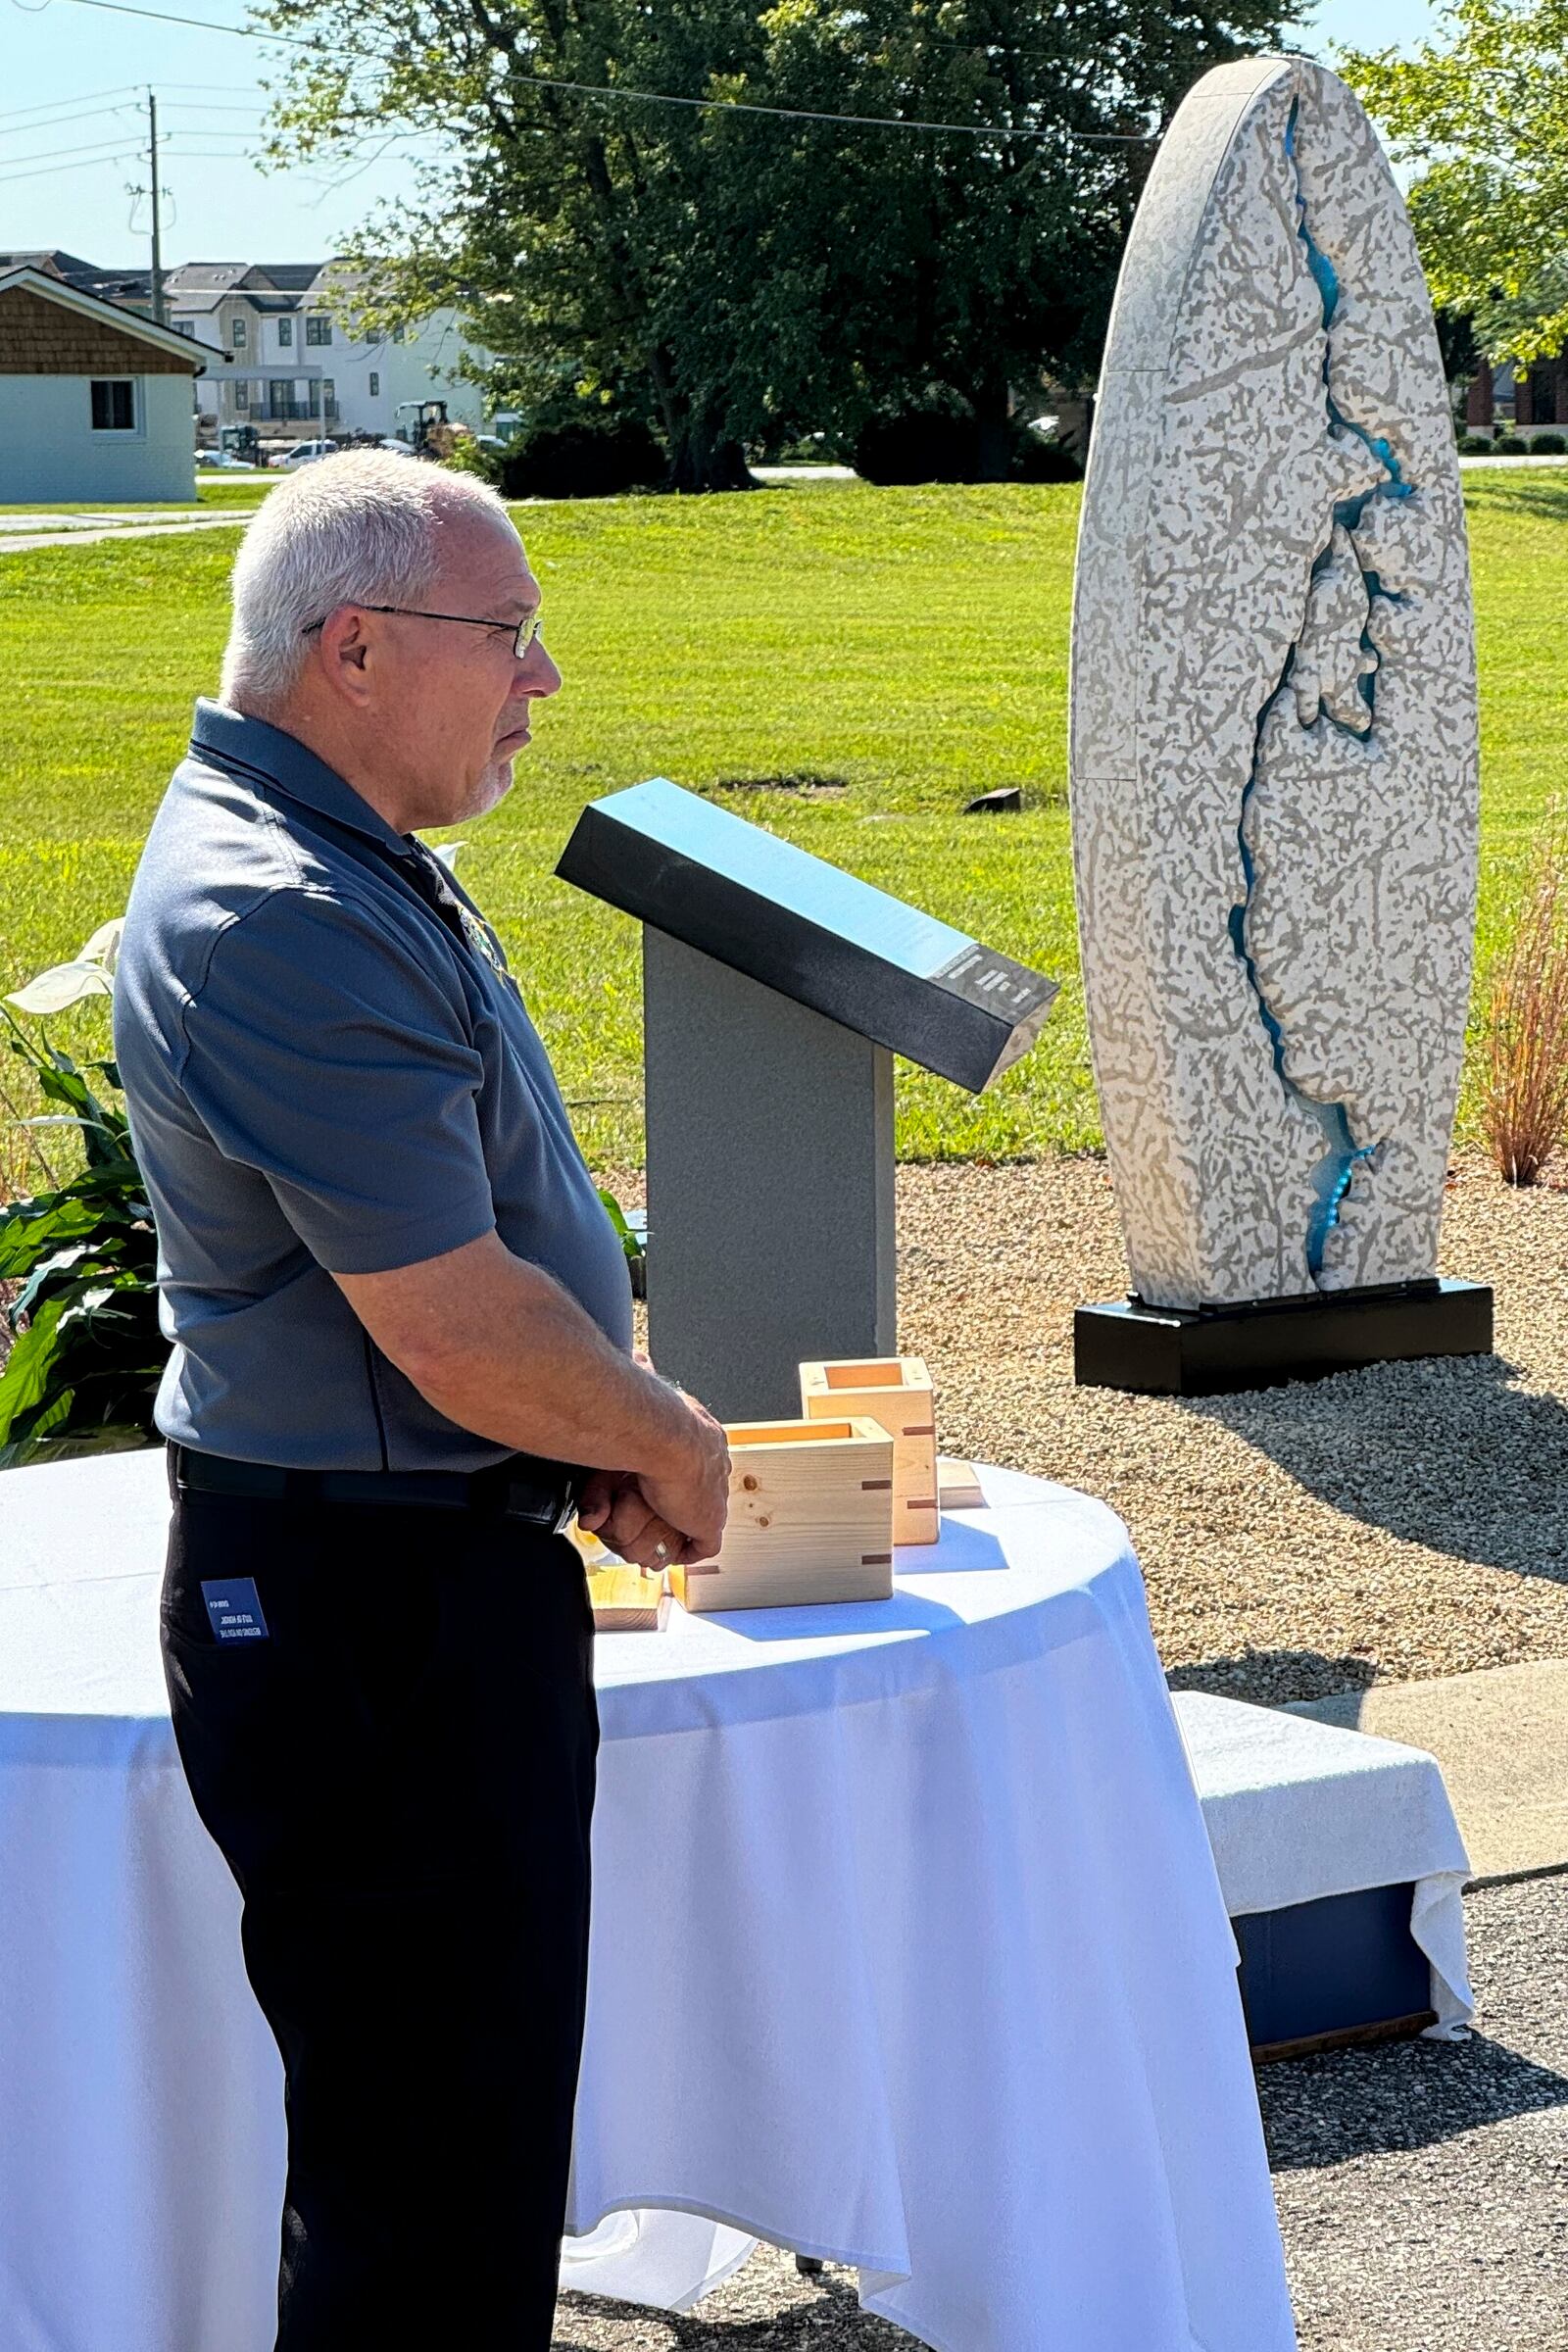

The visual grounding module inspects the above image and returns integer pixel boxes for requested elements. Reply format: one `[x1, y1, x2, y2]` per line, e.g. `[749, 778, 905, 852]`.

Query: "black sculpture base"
[1074, 1276, 1493, 1396]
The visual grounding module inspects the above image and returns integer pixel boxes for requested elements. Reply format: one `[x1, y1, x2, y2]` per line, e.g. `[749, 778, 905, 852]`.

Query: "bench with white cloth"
[1171, 1690, 1474, 2045]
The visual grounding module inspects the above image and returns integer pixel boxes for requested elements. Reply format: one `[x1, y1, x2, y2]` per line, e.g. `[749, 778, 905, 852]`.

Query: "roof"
[162, 261, 349, 316]
[164, 261, 251, 291]
[0, 249, 111, 287]
[0, 266, 207, 368]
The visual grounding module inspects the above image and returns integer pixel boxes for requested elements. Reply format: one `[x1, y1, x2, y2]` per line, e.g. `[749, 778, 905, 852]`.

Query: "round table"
[0, 1449, 1297, 2352]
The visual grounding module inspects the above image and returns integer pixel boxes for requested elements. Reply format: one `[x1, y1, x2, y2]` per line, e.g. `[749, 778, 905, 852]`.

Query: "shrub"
[854, 410, 985, 485]
[441, 433, 502, 483]
[1492, 432, 1528, 454]
[853, 406, 1084, 486]
[1479, 831, 1568, 1185]
[498, 417, 665, 500]
[1012, 435, 1083, 483]
[1456, 433, 1494, 453]
[1531, 431, 1567, 455]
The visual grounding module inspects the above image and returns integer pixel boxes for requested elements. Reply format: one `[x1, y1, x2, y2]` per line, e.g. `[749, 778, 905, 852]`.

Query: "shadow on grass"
[1465, 475, 1568, 523]
[1259, 2027, 1568, 2171]
[558, 2265, 908, 2347]
[1178, 1351, 1568, 1590]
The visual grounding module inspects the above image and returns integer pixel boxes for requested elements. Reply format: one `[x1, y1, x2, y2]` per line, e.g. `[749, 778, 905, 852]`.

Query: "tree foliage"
[1343, 0, 1568, 368]
[264, 0, 1295, 487]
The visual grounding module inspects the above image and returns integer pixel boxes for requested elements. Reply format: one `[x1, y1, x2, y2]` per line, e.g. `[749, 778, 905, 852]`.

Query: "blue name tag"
[201, 1578, 270, 1643]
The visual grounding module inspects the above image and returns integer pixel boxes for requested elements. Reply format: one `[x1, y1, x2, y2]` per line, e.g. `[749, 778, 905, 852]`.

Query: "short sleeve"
[179, 887, 497, 1274]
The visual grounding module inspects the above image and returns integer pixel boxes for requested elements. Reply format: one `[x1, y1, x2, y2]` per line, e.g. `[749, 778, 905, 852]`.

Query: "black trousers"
[160, 1451, 598, 2350]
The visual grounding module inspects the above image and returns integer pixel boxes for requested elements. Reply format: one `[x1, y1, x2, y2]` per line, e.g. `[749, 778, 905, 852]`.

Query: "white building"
[0, 264, 205, 504]
[164, 261, 492, 444]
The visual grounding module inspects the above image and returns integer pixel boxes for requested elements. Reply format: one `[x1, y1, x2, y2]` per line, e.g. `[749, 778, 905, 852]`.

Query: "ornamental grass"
[1480, 826, 1568, 1185]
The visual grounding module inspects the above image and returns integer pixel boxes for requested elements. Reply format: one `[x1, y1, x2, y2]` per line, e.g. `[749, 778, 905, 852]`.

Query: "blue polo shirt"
[114, 700, 634, 1471]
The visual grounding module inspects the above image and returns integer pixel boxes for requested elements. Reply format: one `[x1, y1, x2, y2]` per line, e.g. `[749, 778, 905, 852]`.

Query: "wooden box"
[799, 1357, 939, 1546]
[671, 1416, 896, 1611]
[587, 1564, 671, 1634]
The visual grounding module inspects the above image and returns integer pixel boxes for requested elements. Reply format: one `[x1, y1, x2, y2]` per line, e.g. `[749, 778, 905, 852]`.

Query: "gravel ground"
[1260, 1874, 1568, 2352]
[554, 1875, 1568, 2352]
[894, 1149, 1568, 1704]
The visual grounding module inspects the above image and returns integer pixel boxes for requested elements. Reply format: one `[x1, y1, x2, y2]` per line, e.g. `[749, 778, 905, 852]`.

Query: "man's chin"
[466, 758, 515, 817]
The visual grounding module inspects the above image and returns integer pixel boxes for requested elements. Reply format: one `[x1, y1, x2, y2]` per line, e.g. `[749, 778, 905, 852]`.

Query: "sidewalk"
[1288, 1658, 1568, 1883]
[0, 514, 249, 554]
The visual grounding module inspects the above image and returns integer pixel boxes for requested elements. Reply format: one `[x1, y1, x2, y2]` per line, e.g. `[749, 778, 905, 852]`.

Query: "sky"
[4, 0, 1446, 274]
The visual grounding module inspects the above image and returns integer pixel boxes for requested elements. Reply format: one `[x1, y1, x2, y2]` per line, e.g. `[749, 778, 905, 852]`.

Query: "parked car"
[280, 439, 339, 469]
[195, 450, 256, 470]
[376, 437, 416, 456]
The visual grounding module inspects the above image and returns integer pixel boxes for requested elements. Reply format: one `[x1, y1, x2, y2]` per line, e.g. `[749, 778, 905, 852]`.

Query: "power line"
[0, 145, 142, 181]
[39, 0, 1160, 141]
[0, 80, 142, 122]
[5, 103, 148, 149]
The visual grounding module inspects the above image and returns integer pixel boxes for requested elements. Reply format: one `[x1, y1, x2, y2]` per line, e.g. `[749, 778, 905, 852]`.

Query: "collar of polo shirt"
[192, 699, 425, 872]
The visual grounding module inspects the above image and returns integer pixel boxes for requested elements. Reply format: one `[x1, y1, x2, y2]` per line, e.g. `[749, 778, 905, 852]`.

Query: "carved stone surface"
[1069, 57, 1479, 1309]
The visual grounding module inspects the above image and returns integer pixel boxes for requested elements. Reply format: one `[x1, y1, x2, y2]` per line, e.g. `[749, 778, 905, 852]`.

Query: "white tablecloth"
[0, 1449, 1297, 2352]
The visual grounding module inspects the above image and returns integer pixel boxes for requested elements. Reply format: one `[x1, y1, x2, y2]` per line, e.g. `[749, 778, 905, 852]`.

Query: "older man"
[114, 452, 728, 2350]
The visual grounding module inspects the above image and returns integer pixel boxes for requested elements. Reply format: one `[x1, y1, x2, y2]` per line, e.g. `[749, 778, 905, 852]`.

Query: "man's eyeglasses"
[301, 605, 544, 657]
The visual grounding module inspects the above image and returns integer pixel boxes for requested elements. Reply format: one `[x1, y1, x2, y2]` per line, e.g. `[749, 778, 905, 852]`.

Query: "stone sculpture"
[1070, 56, 1479, 1312]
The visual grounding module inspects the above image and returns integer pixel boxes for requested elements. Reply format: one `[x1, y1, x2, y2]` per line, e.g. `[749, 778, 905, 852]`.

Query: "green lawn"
[0, 474, 1563, 1180]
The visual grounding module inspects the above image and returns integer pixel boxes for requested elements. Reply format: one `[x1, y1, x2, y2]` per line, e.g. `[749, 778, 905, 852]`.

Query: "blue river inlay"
[1227, 99, 1413, 1276]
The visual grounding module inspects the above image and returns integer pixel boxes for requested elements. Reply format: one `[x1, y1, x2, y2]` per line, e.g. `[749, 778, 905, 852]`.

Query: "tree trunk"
[665, 422, 755, 493]
[973, 377, 1012, 483]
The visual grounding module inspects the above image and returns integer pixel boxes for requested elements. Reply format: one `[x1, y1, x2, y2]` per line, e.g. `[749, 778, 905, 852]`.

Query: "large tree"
[266, 0, 1295, 487]
[1343, 0, 1568, 368]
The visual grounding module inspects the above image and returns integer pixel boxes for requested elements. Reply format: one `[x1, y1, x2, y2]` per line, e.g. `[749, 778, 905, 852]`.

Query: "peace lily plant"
[0, 917, 165, 1469]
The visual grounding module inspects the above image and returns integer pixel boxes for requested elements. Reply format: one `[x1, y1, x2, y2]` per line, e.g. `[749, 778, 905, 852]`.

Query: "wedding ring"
[654, 1540, 669, 1563]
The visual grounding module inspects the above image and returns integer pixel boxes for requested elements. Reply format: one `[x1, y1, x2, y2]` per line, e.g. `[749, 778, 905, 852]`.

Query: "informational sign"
[557, 779, 1058, 1092]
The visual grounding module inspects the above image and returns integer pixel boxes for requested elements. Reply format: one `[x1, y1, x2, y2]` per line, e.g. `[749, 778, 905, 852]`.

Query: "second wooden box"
[799, 1356, 940, 1545]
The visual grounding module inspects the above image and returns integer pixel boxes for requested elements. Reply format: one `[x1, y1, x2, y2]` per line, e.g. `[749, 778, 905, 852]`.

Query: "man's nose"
[517, 634, 563, 697]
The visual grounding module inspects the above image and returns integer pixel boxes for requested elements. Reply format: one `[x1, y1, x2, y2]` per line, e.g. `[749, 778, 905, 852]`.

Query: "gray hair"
[219, 450, 514, 709]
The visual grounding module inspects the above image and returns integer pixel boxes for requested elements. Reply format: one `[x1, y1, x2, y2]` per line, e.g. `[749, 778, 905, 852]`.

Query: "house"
[1464, 354, 1568, 438]
[0, 265, 207, 504]
[163, 260, 492, 444]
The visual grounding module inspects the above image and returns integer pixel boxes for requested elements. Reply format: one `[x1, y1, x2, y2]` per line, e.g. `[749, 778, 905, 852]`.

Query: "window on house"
[368, 370, 379, 397]
[174, 318, 196, 337]
[278, 317, 293, 348]
[230, 317, 247, 347]
[305, 316, 333, 346]
[391, 323, 405, 344]
[322, 378, 337, 417]
[234, 380, 249, 412]
[89, 379, 135, 431]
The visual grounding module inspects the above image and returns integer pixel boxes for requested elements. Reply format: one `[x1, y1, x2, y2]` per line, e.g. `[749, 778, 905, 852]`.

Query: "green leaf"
[0, 1423, 156, 1472]
[0, 1192, 109, 1278]
[9, 1241, 103, 1327]
[597, 1185, 645, 1264]
[0, 1295, 69, 1446]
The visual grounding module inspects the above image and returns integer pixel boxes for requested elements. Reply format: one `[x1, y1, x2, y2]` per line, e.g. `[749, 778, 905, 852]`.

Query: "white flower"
[76, 918, 125, 976]
[4, 914, 126, 1014]
[6, 961, 115, 1015]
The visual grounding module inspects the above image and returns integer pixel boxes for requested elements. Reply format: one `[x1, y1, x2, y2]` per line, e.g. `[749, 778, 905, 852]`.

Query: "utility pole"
[147, 90, 165, 326]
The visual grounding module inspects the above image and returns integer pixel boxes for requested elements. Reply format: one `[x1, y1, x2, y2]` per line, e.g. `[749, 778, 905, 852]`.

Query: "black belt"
[171, 1444, 583, 1534]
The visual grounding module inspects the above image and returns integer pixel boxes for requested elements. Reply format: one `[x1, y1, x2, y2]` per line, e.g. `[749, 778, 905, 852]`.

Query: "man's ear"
[313, 607, 374, 708]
